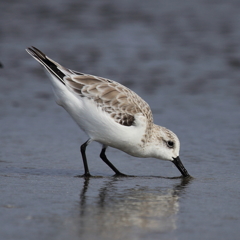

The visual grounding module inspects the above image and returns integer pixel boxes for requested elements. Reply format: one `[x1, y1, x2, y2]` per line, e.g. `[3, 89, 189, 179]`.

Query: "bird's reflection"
[77, 177, 192, 238]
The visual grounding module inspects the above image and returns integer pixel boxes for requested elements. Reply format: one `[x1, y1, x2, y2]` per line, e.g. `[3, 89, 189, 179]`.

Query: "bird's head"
[150, 125, 190, 177]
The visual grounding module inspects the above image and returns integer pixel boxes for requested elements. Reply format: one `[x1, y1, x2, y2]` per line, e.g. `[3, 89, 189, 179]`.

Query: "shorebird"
[26, 47, 190, 178]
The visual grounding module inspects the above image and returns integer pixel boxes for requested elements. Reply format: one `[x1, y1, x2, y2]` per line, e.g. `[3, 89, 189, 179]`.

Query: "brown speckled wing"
[64, 74, 153, 127]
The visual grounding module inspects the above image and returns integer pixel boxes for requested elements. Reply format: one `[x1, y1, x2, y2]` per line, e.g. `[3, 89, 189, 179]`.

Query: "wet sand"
[1, 0, 240, 239]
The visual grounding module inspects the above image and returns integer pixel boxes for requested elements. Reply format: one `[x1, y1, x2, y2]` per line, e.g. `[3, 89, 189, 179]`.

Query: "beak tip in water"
[172, 156, 190, 178]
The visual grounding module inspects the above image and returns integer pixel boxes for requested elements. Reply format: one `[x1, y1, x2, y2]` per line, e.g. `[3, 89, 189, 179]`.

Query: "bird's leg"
[79, 139, 92, 178]
[100, 147, 127, 177]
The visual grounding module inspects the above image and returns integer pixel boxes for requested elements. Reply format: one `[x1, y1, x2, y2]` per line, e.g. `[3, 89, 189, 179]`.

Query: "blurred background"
[0, 0, 240, 240]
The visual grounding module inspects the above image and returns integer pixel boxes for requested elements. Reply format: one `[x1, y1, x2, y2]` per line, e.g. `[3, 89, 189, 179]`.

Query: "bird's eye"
[167, 141, 174, 148]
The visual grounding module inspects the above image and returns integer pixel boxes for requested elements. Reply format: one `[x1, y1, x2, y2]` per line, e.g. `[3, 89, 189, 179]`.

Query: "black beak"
[172, 156, 190, 177]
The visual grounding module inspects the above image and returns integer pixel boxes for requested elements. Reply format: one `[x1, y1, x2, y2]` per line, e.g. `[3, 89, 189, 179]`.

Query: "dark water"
[1, 0, 240, 239]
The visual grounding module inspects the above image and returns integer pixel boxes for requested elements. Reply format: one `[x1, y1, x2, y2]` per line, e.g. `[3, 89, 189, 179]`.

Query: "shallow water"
[1, 0, 240, 239]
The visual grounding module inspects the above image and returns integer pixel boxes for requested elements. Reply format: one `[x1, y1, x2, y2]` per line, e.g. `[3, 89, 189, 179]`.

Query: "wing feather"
[64, 74, 153, 127]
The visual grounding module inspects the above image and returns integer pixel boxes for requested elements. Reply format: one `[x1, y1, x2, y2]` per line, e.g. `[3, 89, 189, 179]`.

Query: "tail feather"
[26, 46, 65, 85]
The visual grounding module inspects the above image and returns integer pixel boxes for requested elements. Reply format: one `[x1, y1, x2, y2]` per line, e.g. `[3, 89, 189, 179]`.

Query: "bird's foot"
[74, 173, 92, 178]
[113, 172, 134, 177]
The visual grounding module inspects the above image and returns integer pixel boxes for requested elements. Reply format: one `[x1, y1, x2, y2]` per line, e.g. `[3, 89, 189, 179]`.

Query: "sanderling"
[26, 47, 190, 178]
